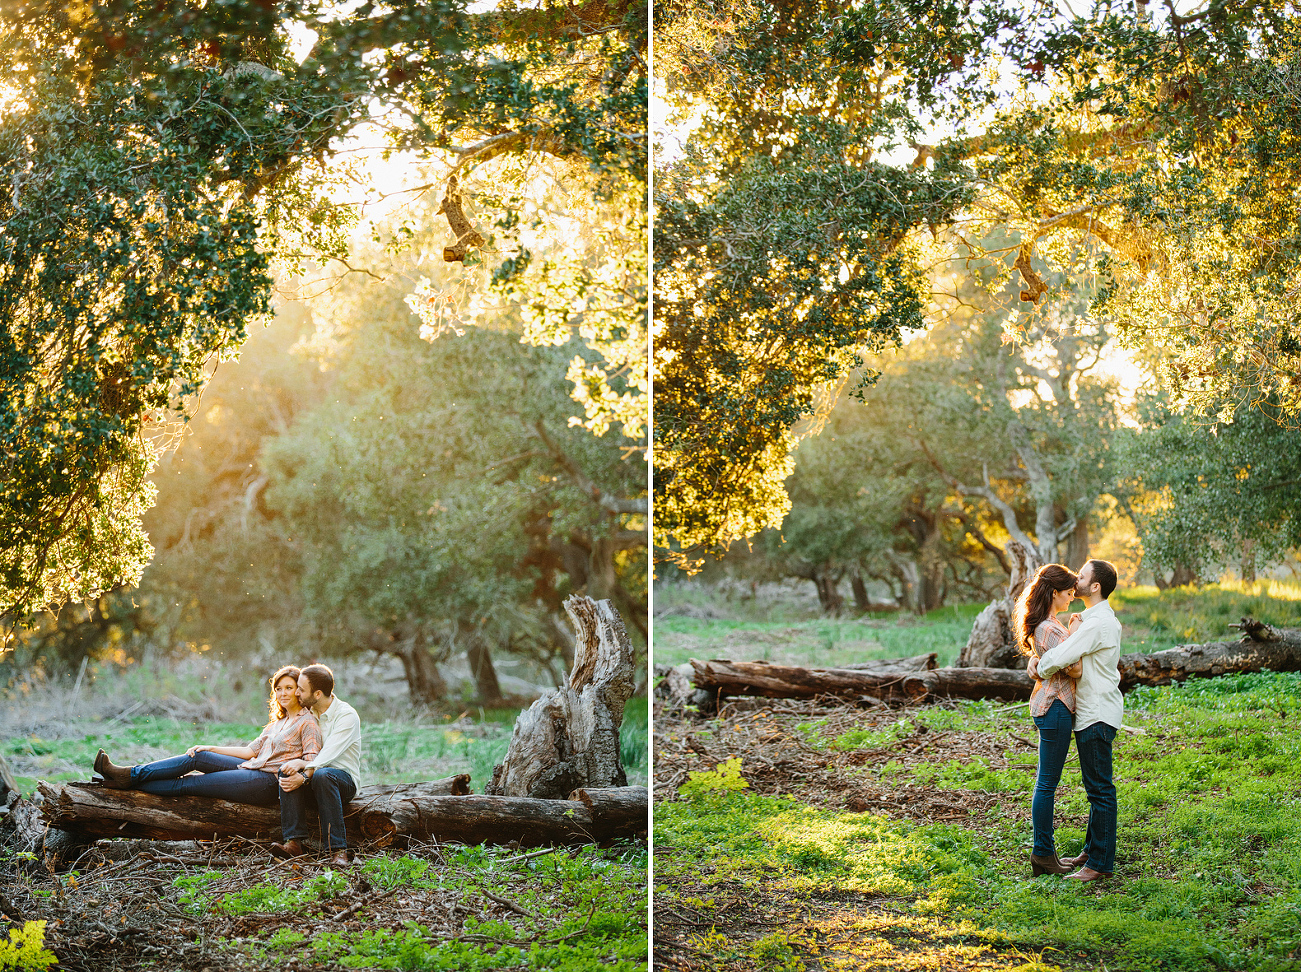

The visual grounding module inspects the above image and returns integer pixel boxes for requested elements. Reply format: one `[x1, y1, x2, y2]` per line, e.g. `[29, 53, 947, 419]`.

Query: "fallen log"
[1120, 618, 1301, 689]
[38, 774, 471, 843]
[689, 659, 1031, 703]
[690, 617, 1301, 703]
[837, 652, 938, 674]
[568, 786, 648, 839]
[348, 792, 646, 847]
[36, 780, 645, 849]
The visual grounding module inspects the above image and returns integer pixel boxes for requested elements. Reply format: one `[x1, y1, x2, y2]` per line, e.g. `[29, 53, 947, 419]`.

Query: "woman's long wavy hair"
[267, 665, 302, 723]
[1013, 564, 1079, 656]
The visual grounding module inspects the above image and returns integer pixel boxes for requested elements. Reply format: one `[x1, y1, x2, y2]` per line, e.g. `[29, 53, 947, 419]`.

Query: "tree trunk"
[887, 554, 922, 614]
[918, 518, 946, 613]
[1154, 565, 1198, 589]
[1241, 538, 1257, 583]
[1065, 517, 1089, 570]
[486, 595, 635, 798]
[958, 538, 1040, 668]
[467, 638, 504, 705]
[813, 567, 844, 616]
[36, 776, 471, 844]
[850, 570, 871, 613]
[35, 782, 645, 850]
[367, 629, 449, 704]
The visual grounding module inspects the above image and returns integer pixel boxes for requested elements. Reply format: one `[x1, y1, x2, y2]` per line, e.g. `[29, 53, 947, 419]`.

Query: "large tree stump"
[486, 595, 636, 799]
[35, 782, 645, 850]
[37, 775, 470, 843]
[958, 539, 1040, 668]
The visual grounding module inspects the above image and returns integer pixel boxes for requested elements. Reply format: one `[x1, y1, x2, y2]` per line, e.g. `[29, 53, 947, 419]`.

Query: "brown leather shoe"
[1060, 850, 1089, 867]
[1031, 853, 1073, 876]
[331, 850, 350, 867]
[1066, 866, 1111, 882]
[94, 749, 134, 789]
[270, 839, 307, 859]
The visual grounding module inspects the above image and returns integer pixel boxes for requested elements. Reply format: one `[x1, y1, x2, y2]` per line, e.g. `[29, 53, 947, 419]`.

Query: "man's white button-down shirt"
[1036, 599, 1125, 732]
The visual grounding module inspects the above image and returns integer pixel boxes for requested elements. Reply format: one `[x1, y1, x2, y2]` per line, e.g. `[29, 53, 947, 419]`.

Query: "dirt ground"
[652, 695, 1091, 972]
[653, 872, 1076, 972]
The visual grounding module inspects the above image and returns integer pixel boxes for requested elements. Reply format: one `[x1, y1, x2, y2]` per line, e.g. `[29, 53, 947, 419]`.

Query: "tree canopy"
[0, 0, 646, 620]
[653, 0, 1301, 565]
[754, 239, 1122, 614]
[1118, 395, 1301, 586]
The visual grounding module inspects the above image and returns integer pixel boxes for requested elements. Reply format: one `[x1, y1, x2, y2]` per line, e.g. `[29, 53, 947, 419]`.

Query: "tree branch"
[915, 437, 1036, 553]
[532, 420, 647, 516]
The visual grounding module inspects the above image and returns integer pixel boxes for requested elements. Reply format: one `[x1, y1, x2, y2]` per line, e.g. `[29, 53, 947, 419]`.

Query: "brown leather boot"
[1061, 850, 1089, 868]
[94, 750, 134, 789]
[270, 839, 307, 859]
[1031, 853, 1074, 876]
[1066, 866, 1112, 882]
[330, 849, 350, 867]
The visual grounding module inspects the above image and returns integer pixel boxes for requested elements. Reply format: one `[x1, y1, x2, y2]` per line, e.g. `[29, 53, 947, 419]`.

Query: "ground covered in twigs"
[653, 673, 1301, 972]
[0, 837, 647, 971]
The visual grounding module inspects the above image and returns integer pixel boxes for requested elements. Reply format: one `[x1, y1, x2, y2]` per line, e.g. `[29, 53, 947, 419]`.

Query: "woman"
[1015, 564, 1085, 876]
[92, 665, 322, 807]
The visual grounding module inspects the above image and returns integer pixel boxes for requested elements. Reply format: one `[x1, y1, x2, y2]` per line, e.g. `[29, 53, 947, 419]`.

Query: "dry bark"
[486, 595, 636, 799]
[34, 781, 645, 850]
[37, 775, 471, 843]
[568, 785, 648, 839]
[689, 658, 1033, 703]
[837, 652, 938, 674]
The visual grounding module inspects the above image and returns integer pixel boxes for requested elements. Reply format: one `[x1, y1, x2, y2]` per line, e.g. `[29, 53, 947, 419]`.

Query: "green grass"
[656, 671, 1301, 971]
[1113, 579, 1301, 652]
[236, 845, 648, 971]
[6, 696, 650, 796]
[653, 604, 985, 669]
[653, 580, 1301, 668]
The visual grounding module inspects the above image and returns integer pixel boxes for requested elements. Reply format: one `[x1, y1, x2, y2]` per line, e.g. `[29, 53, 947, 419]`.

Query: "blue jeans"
[1075, 720, 1118, 873]
[1032, 699, 1073, 858]
[279, 767, 356, 850]
[130, 751, 279, 805]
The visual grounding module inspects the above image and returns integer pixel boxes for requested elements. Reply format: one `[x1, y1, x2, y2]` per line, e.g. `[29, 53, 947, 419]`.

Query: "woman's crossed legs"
[131, 751, 278, 805]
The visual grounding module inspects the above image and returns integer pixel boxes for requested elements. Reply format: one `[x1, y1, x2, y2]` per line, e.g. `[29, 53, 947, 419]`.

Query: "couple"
[92, 663, 363, 867]
[1017, 558, 1124, 883]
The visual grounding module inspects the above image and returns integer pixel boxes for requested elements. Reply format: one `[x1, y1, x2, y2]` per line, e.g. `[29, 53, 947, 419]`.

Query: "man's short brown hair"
[1087, 559, 1118, 599]
[301, 663, 335, 698]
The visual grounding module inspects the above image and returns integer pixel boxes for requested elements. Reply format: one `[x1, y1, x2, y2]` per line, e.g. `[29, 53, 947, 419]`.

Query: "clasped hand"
[279, 758, 309, 791]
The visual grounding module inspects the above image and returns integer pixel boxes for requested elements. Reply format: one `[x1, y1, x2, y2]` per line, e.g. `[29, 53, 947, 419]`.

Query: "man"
[270, 663, 363, 866]
[1027, 559, 1123, 883]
